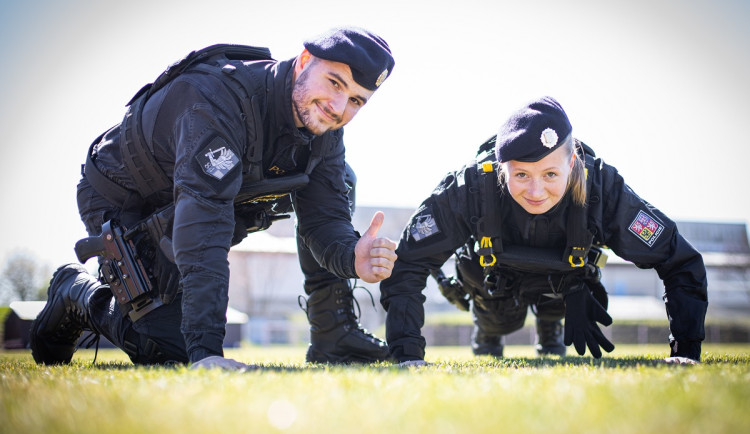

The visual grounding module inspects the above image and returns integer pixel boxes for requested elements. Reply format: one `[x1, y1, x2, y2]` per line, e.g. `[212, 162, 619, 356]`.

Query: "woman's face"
[502, 145, 574, 214]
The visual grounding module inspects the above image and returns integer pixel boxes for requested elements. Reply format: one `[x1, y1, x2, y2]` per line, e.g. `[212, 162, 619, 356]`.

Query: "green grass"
[1, 344, 749, 434]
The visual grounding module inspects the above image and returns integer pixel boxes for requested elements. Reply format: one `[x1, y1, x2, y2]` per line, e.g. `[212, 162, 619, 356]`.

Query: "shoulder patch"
[409, 209, 441, 242]
[628, 210, 664, 247]
[196, 137, 239, 180]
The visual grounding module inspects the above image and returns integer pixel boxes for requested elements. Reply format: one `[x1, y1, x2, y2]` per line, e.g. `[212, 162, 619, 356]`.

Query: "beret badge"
[540, 128, 558, 149]
[375, 69, 388, 87]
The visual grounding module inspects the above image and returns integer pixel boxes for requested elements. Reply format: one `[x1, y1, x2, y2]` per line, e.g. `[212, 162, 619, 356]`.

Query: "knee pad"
[535, 298, 565, 321]
[473, 298, 528, 335]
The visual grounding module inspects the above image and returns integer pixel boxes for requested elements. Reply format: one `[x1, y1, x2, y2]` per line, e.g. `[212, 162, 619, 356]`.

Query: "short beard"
[291, 63, 341, 135]
[291, 66, 321, 134]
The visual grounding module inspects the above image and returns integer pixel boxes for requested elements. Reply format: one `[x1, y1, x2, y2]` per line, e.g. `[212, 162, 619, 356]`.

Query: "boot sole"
[305, 346, 389, 364]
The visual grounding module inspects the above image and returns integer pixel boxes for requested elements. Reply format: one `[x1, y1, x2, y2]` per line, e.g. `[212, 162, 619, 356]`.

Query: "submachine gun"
[74, 220, 162, 322]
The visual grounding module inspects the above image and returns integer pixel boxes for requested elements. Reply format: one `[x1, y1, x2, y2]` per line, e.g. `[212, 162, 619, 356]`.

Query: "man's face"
[291, 56, 375, 135]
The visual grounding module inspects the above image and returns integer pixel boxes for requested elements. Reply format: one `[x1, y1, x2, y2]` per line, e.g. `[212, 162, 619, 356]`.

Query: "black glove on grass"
[564, 284, 615, 358]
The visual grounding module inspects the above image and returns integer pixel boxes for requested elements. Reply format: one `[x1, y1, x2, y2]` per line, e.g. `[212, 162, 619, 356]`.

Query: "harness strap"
[120, 98, 172, 199]
[192, 62, 268, 180]
[564, 203, 590, 267]
[84, 130, 144, 211]
[562, 143, 596, 267]
[119, 44, 274, 201]
[126, 44, 273, 106]
[475, 160, 503, 267]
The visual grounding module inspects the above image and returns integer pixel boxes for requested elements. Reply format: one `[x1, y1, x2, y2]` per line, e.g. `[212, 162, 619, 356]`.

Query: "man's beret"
[495, 96, 573, 163]
[304, 26, 394, 91]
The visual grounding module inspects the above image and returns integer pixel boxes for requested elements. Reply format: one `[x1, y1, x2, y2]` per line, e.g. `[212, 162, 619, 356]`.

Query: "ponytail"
[566, 142, 587, 206]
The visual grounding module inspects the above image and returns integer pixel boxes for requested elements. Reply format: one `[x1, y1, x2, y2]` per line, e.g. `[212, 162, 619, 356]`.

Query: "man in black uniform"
[30, 27, 398, 369]
[381, 96, 708, 365]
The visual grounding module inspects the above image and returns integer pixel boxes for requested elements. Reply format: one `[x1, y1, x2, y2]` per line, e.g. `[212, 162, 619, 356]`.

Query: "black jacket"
[380, 144, 708, 361]
[91, 57, 359, 361]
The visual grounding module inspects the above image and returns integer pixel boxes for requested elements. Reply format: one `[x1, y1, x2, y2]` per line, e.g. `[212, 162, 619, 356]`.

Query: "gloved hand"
[435, 275, 470, 312]
[190, 356, 255, 371]
[564, 284, 615, 358]
[396, 359, 431, 367]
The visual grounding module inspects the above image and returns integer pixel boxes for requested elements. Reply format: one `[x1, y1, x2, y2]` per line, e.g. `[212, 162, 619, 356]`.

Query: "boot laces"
[46, 304, 100, 364]
[297, 282, 381, 340]
[345, 280, 379, 338]
[297, 295, 310, 317]
[70, 303, 100, 364]
[49, 303, 87, 342]
[77, 332, 101, 364]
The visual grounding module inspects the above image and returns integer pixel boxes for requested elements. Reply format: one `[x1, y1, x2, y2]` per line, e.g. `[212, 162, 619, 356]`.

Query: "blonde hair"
[497, 139, 587, 206]
[566, 141, 587, 206]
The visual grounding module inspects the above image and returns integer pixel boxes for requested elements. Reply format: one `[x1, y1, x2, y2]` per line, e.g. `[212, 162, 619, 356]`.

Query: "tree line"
[0, 250, 51, 305]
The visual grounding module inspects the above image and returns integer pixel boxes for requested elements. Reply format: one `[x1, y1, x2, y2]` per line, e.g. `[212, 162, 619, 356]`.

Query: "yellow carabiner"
[568, 255, 584, 267]
[568, 255, 585, 268]
[479, 236, 497, 266]
[569, 246, 586, 267]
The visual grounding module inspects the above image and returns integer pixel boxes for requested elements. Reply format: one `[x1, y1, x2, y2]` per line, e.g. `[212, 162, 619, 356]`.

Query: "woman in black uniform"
[381, 96, 707, 365]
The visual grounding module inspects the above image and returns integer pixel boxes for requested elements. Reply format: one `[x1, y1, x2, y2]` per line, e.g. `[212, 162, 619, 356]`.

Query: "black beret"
[304, 26, 394, 91]
[495, 96, 573, 163]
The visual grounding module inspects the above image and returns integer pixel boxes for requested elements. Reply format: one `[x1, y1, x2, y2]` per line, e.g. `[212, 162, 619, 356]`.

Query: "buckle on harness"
[568, 246, 586, 268]
[479, 236, 496, 267]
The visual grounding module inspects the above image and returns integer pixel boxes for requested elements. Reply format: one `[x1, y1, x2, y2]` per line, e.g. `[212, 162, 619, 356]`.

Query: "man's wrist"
[345, 242, 358, 278]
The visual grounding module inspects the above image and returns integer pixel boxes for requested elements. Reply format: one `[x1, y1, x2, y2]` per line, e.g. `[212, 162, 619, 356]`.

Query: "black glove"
[564, 284, 615, 358]
[431, 270, 470, 311]
[232, 209, 291, 245]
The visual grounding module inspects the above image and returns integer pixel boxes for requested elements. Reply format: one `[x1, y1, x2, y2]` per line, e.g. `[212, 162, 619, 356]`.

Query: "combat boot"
[535, 317, 566, 356]
[30, 263, 107, 364]
[302, 282, 389, 363]
[471, 325, 504, 357]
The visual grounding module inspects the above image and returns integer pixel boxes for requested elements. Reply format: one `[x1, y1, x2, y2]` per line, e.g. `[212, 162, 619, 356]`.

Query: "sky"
[1, 0, 749, 271]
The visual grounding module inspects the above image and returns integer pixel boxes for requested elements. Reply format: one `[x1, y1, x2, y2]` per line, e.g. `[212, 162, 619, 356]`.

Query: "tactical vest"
[84, 44, 329, 212]
[468, 136, 607, 301]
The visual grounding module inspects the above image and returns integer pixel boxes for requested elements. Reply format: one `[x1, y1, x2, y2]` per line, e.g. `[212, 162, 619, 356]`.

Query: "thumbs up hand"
[354, 211, 398, 283]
